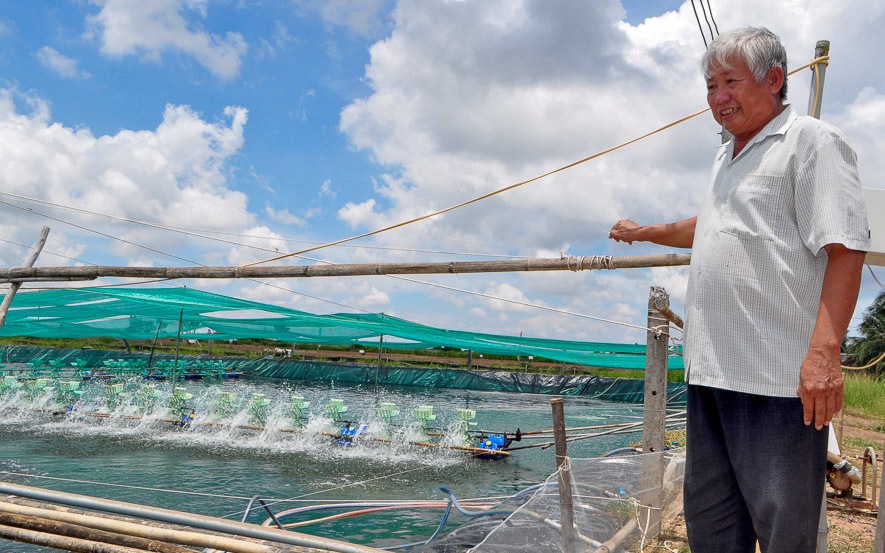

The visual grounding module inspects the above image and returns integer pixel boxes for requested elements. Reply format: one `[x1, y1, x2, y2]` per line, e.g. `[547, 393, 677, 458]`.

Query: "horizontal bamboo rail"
[0, 500, 296, 553]
[0, 253, 691, 283]
[0, 511, 199, 552]
[0, 482, 387, 553]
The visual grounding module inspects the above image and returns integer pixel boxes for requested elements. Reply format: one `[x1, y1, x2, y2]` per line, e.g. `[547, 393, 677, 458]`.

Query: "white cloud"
[831, 87, 885, 189]
[339, 0, 715, 258]
[333, 0, 885, 340]
[300, 0, 390, 38]
[86, 0, 248, 80]
[36, 46, 90, 79]
[265, 204, 306, 226]
[319, 179, 336, 199]
[480, 282, 543, 313]
[355, 285, 390, 308]
[0, 89, 253, 269]
[338, 198, 379, 229]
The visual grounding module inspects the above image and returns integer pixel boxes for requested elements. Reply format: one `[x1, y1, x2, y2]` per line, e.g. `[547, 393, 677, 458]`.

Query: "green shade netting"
[0, 287, 683, 370]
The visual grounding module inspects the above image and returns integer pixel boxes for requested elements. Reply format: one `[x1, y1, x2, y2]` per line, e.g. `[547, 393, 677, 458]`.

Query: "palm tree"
[848, 289, 885, 375]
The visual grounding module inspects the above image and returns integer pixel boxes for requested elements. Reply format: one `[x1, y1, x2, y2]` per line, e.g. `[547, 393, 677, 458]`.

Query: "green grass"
[840, 434, 882, 452]
[842, 372, 885, 422]
[589, 368, 686, 383]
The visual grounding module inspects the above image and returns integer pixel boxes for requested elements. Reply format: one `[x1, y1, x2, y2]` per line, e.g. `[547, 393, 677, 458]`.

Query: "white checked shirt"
[683, 105, 870, 397]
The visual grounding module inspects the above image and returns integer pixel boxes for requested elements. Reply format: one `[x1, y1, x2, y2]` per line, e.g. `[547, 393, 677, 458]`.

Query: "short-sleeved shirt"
[683, 105, 870, 397]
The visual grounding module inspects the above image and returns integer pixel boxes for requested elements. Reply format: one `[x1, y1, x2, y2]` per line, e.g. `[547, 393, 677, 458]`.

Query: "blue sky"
[0, 0, 882, 345]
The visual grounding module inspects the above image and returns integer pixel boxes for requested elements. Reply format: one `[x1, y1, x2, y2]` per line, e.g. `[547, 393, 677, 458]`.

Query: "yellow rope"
[841, 350, 885, 371]
[241, 55, 831, 268]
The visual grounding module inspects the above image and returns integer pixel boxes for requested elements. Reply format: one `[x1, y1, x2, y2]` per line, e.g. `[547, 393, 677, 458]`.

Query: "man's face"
[706, 58, 783, 144]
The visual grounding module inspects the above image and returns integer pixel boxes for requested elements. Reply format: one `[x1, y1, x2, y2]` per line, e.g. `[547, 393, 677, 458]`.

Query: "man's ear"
[767, 66, 785, 96]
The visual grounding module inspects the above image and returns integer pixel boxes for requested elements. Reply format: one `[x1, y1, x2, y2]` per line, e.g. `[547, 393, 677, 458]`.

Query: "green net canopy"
[0, 287, 683, 370]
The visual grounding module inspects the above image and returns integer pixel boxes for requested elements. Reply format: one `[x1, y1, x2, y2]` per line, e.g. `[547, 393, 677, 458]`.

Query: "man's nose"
[711, 88, 730, 104]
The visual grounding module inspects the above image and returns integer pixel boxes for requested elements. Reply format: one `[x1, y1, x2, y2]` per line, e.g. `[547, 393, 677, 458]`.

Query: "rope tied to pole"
[563, 255, 614, 272]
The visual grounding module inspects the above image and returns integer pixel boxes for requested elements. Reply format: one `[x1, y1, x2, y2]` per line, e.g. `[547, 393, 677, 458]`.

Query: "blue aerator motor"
[338, 423, 368, 446]
[477, 433, 506, 451]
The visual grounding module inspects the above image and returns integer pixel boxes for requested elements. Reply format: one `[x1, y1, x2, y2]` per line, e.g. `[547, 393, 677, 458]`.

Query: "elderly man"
[609, 27, 868, 552]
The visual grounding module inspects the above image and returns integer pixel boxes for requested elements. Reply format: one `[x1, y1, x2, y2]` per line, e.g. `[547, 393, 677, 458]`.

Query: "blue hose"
[381, 499, 454, 551]
[437, 487, 513, 518]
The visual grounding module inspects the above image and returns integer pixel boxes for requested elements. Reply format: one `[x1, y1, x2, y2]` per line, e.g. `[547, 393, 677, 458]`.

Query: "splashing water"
[0, 370, 647, 550]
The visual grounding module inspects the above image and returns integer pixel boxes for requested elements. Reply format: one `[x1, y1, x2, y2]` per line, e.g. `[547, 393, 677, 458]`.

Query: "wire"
[0, 471, 252, 501]
[697, 0, 716, 43]
[0, 190, 531, 261]
[240, 107, 711, 268]
[241, 54, 830, 269]
[217, 465, 431, 520]
[705, 0, 719, 35]
[689, 0, 708, 48]
[0, 199, 198, 266]
[0, 197, 371, 312]
[0, 236, 95, 267]
[841, 350, 885, 371]
[388, 274, 657, 334]
[867, 264, 885, 290]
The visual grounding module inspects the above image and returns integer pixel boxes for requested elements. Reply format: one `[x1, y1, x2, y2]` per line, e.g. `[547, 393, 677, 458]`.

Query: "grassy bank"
[843, 371, 885, 426]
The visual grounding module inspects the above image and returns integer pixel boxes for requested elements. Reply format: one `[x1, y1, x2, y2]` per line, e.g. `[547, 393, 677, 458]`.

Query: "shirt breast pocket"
[718, 175, 792, 242]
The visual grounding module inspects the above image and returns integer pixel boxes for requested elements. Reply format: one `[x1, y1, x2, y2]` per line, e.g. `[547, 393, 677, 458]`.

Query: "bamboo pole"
[0, 522, 152, 553]
[0, 253, 691, 283]
[0, 482, 388, 553]
[321, 433, 511, 457]
[0, 501, 293, 553]
[0, 511, 198, 552]
[0, 226, 49, 328]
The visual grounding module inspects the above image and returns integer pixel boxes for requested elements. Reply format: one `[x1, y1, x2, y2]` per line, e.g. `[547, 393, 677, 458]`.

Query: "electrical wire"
[689, 0, 708, 48]
[240, 107, 711, 268]
[840, 350, 885, 371]
[0, 56, 832, 343]
[241, 54, 830, 270]
[867, 264, 885, 290]
[0, 196, 662, 334]
[697, 0, 716, 43]
[388, 274, 664, 335]
[705, 0, 719, 35]
[0, 190, 530, 261]
[0, 198, 198, 266]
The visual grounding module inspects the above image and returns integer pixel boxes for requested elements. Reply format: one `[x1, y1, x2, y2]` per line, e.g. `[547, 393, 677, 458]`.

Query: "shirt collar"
[724, 104, 797, 160]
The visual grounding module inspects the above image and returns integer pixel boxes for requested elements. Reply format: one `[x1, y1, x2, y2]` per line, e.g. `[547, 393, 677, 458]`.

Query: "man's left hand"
[797, 346, 844, 430]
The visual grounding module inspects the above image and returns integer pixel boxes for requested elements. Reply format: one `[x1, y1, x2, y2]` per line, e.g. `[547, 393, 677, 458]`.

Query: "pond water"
[0, 374, 648, 551]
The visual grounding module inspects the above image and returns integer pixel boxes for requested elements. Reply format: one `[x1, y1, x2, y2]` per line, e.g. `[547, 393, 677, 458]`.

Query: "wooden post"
[551, 397, 577, 553]
[807, 40, 830, 119]
[374, 334, 384, 393]
[172, 309, 183, 389]
[378, 334, 384, 370]
[640, 286, 669, 539]
[876, 438, 884, 553]
[148, 319, 163, 368]
[807, 40, 831, 553]
[0, 227, 50, 329]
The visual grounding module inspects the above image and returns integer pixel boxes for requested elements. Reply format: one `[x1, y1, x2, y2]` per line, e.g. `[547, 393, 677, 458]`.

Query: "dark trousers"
[684, 385, 828, 553]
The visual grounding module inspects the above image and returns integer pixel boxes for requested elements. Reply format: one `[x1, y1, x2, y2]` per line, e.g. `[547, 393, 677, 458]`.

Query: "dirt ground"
[648, 412, 884, 553]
